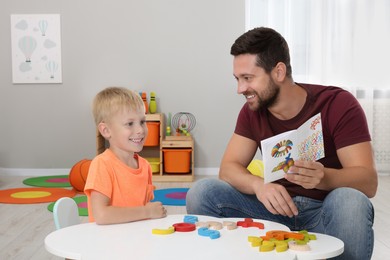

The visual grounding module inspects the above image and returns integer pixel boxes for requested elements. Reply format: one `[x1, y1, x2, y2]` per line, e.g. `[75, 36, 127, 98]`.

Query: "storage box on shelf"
[95, 113, 194, 182]
[159, 135, 194, 182]
[140, 113, 163, 176]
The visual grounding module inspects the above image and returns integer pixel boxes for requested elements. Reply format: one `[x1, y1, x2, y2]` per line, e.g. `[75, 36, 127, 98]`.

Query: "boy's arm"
[90, 191, 166, 225]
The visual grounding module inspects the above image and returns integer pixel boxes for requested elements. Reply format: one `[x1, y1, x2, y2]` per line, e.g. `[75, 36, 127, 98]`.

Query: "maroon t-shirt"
[235, 83, 371, 200]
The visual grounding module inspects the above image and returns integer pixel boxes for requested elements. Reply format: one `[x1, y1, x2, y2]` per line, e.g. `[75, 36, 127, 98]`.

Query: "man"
[186, 27, 377, 259]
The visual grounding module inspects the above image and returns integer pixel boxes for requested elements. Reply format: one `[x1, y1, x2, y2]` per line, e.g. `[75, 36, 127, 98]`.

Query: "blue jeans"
[186, 178, 374, 260]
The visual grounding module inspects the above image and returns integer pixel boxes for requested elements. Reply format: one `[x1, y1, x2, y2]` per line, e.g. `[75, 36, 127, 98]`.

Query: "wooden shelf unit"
[95, 113, 194, 182]
[157, 135, 194, 182]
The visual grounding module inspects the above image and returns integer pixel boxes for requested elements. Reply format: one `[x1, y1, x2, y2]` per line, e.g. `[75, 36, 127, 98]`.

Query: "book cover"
[261, 113, 325, 183]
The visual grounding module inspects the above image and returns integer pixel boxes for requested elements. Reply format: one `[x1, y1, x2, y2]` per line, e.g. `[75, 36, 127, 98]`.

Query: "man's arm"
[286, 142, 378, 198]
[323, 141, 377, 197]
[219, 133, 261, 194]
[220, 133, 298, 217]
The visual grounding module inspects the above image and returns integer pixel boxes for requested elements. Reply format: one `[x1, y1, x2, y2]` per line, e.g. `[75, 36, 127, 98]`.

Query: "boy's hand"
[145, 201, 167, 219]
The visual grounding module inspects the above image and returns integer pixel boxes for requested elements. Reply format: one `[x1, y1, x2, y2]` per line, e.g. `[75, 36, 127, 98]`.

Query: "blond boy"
[85, 87, 166, 224]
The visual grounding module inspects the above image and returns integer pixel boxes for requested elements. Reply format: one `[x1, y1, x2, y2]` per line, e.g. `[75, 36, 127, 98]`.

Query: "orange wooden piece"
[261, 230, 305, 241]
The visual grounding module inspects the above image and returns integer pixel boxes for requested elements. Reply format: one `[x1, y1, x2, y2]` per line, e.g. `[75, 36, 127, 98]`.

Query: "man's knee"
[186, 178, 221, 213]
[324, 187, 374, 221]
[323, 188, 374, 260]
[187, 178, 219, 199]
[327, 187, 372, 207]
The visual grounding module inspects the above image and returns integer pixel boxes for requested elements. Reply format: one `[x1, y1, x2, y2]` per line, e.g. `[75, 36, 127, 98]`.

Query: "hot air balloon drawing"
[46, 60, 58, 79]
[18, 36, 37, 62]
[38, 20, 48, 36]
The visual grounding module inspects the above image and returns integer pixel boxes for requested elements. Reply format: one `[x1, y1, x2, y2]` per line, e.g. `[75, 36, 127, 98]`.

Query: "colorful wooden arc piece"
[237, 218, 264, 229]
[172, 222, 196, 232]
[249, 230, 317, 253]
[152, 226, 175, 235]
[197, 227, 221, 239]
[262, 230, 304, 241]
[183, 215, 198, 224]
[223, 221, 238, 230]
[288, 241, 311, 251]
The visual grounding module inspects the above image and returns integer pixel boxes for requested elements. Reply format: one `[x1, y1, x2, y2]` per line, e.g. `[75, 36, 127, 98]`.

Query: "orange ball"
[69, 159, 91, 192]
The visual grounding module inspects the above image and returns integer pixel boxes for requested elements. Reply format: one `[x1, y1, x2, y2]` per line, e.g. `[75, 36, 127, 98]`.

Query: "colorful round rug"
[23, 175, 71, 187]
[0, 187, 76, 204]
[151, 188, 189, 206]
[47, 195, 88, 216]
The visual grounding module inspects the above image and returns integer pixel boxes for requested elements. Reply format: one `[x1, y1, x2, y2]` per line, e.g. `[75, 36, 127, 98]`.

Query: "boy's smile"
[104, 108, 148, 166]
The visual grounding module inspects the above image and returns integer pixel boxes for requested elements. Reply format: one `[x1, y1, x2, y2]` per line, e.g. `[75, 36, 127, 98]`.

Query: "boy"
[85, 87, 166, 224]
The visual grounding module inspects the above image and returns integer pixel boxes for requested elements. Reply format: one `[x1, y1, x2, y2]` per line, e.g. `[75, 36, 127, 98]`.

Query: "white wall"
[0, 0, 245, 173]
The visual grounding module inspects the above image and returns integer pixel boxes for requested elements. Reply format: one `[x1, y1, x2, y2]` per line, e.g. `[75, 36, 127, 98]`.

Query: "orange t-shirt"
[84, 149, 155, 222]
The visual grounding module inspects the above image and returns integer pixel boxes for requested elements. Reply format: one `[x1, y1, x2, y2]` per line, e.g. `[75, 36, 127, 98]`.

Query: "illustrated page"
[261, 113, 324, 183]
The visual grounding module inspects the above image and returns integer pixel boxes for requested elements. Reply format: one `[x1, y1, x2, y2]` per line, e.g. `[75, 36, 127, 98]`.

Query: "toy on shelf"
[171, 112, 196, 136]
[149, 91, 157, 114]
[166, 112, 172, 136]
[166, 126, 171, 136]
[141, 92, 148, 113]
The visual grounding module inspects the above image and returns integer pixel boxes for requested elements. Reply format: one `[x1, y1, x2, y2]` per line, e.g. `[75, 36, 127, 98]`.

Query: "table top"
[45, 214, 343, 260]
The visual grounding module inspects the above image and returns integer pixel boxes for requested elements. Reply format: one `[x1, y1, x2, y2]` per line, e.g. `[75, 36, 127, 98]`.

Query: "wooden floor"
[0, 174, 389, 259]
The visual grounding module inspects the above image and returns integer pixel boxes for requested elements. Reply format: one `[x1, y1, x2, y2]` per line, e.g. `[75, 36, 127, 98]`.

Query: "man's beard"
[250, 79, 280, 111]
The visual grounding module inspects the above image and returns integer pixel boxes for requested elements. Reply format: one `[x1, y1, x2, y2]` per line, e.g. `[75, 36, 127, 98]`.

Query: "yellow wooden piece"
[248, 236, 261, 242]
[251, 240, 262, 247]
[260, 244, 274, 252]
[247, 159, 264, 178]
[274, 240, 288, 246]
[152, 226, 175, 235]
[295, 239, 308, 245]
[275, 242, 288, 252]
[262, 241, 275, 247]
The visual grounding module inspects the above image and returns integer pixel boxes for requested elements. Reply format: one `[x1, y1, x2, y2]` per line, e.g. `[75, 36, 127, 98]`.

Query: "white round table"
[45, 214, 343, 260]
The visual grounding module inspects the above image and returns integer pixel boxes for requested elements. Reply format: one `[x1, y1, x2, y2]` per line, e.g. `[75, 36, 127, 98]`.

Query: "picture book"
[261, 113, 325, 183]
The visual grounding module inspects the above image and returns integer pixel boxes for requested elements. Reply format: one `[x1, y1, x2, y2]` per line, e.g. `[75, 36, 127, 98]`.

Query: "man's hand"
[256, 183, 298, 217]
[284, 160, 325, 189]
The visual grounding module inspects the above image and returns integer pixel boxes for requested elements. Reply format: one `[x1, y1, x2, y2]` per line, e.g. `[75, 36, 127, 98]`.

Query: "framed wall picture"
[11, 14, 62, 84]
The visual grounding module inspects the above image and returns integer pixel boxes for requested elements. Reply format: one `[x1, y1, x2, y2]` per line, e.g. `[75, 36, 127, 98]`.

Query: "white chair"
[53, 197, 80, 230]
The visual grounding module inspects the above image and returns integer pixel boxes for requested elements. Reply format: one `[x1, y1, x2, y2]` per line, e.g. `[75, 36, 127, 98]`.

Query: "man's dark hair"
[230, 27, 292, 78]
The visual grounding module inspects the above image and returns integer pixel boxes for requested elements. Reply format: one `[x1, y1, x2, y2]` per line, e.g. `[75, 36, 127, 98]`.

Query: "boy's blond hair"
[92, 87, 145, 125]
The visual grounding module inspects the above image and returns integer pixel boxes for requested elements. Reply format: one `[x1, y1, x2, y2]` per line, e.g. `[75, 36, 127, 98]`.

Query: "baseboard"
[193, 167, 219, 176]
[0, 167, 220, 177]
[0, 168, 71, 177]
